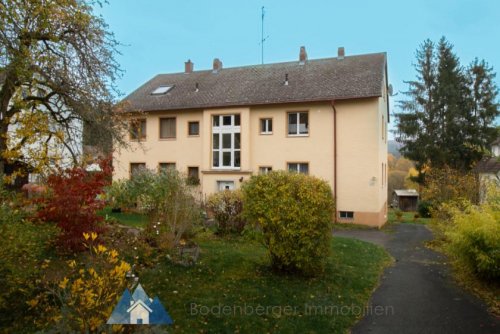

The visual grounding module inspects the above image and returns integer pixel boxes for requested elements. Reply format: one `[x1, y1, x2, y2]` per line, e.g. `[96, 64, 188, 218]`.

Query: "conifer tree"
[395, 37, 499, 182]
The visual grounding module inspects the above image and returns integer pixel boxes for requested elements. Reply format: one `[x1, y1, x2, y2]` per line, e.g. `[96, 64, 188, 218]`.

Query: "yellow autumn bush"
[30, 233, 131, 333]
[445, 187, 500, 279]
[242, 171, 335, 276]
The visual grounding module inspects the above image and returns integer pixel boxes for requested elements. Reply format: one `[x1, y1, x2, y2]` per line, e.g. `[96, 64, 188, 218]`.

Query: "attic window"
[151, 85, 173, 95]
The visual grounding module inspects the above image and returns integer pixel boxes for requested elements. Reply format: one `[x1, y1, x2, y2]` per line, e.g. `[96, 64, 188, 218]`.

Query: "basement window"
[151, 85, 173, 95]
[339, 211, 354, 219]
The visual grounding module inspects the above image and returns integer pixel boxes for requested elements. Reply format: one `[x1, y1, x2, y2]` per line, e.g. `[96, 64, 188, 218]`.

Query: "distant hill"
[388, 140, 403, 158]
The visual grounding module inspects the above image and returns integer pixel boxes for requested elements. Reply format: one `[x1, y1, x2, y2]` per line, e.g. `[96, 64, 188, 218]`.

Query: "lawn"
[139, 235, 392, 333]
[387, 208, 431, 224]
[98, 207, 148, 228]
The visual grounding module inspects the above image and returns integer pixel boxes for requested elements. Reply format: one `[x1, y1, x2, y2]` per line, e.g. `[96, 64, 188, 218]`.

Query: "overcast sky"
[97, 0, 500, 138]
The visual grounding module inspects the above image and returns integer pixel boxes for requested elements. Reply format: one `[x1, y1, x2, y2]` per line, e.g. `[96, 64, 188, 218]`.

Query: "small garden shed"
[392, 189, 419, 212]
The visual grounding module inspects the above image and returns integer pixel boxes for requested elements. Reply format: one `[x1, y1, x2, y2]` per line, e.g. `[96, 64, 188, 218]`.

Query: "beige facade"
[113, 98, 388, 227]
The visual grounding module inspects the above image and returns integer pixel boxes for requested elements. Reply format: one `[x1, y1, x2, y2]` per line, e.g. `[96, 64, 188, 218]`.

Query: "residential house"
[113, 47, 390, 227]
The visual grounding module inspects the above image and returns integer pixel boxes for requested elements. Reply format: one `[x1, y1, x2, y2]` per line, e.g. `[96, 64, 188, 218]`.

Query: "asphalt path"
[335, 224, 499, 334]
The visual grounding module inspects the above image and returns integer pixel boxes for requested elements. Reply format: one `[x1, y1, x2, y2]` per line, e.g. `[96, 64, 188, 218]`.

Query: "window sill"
[202, 169, 253, 175]
[260, 132, 273, 135]
[287, 134, 309, 138]
[159, 138, 177, 141]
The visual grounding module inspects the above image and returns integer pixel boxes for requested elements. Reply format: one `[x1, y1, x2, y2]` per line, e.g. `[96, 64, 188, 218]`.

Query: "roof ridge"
[154, 52, 387, 76]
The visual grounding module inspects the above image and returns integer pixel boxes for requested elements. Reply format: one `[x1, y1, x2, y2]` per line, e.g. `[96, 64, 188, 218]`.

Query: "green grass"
[139, 236, 392, 333]
[98, 207, 148, 228]
[387, 209, 431, 225]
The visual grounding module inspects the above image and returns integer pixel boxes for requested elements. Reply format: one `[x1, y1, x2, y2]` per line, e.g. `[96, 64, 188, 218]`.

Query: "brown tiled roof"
[475, 156, 500, 174]
[124, 53, 387, 112]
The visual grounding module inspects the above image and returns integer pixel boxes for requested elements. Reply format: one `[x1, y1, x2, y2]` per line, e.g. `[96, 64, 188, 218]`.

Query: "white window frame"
[260, 118, 273, 134]
[339, 211, 354, 219]
[212, 115, 241, 169]
[217, 180, 235, 191]
[259, 166, 272, 174]
[288, 112, 309, 136]
[287, 162, 309, 174]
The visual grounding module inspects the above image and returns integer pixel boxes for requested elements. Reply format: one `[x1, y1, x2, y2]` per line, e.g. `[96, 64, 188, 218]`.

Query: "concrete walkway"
[335, 224, 499, 334]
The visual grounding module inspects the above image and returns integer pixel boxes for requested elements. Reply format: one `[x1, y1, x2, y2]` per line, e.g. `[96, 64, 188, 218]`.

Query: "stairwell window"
[288, 112, 308, 136]
[212, 115, 241, 169]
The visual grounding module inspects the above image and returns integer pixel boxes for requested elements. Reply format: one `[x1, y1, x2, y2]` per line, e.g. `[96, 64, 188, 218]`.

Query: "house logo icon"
[107, 283, 173, 325]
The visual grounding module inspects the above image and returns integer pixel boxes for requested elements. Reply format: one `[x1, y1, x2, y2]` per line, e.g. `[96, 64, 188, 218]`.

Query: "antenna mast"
[261, 6, 269, 64]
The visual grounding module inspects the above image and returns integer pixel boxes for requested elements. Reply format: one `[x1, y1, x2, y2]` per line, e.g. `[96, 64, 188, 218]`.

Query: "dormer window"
[151, 85, 173, 95]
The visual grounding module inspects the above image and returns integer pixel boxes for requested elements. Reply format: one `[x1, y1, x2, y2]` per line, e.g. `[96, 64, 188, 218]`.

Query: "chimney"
[185, 59, 194, 73]
[299, 46, 308, 64]
[213, 58, 223, 72]
[338, 47, 345, 60]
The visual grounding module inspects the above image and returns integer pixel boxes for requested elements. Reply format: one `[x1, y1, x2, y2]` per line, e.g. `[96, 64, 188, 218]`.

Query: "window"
[187, 166, 199, 185]
[288, 163, 309, 174]
[259, 166, 272, 174]
[217, 181, 235, 191]
[339, 211, 354, 219]
[159, 162, 176, 172]
[260, 118, 273, 134]
[159, 117, 176, 139]
[130, 163, 146, 178]
[188, 121, 200, 136]
[288, 112, 308, 136]
[130, 119, 146, 141]
[151, 85, 172, 95]
[212, 115, 241, 169]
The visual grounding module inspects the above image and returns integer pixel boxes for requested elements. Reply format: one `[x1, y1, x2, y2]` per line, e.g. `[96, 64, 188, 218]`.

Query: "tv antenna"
[260, 6, 269, 64]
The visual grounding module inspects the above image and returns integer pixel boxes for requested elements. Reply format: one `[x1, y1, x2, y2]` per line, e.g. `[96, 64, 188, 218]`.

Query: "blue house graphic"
[107, 283, 173, 325]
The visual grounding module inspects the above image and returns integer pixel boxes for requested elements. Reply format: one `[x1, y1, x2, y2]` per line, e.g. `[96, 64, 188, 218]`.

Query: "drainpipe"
[331, 100, 338, 223]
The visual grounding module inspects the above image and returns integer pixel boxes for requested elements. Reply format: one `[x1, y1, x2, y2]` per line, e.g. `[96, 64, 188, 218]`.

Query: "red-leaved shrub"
[37, 158, 112, 252]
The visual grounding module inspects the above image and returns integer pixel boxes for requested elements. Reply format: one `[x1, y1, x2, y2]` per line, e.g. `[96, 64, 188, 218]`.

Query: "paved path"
[335, 224, 499, 334]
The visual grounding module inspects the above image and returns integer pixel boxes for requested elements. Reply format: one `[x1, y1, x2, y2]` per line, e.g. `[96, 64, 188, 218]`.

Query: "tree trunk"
[0, 70, 18, 176]
[0, 122, 8, 177]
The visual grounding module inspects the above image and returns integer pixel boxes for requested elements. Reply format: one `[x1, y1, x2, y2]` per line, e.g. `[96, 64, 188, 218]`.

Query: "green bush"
[0, 218, 59, 329]
[207, 190, 245, 234]
[417, 200, 433, 218]
[445, 189, 500, 279]
[105, 179, 135, 210]
[111, 168, 203, 248]
[242, 171, 335, 275]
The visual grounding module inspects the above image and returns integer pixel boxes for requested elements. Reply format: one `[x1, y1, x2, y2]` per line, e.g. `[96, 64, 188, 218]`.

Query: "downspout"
[331, 100, 337, 223]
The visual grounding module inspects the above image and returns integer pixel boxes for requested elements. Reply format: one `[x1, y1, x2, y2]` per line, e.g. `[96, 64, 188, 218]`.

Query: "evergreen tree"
[395, 37, 499, 181]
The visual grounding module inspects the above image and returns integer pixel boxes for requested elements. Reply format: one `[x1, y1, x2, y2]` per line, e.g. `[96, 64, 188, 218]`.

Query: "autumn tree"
[395, 38, 499, 182]
[0, 0, 125, 176]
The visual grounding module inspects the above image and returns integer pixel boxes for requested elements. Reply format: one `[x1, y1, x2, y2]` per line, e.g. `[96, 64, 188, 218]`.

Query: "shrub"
[417, 200, 433, 218]
[30, 234, 131, 332]
[105, 179, 135, 210]
[118, 168, 202, 248]
[207, 190, 245, 234]
[445, 188, 500, 279]
[242, 171, 335, 275]
[422, 166, 479, 205]
[36, 158, 112, 252]
[0, 217, 58, 330]
[394, 209, 403, 222]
